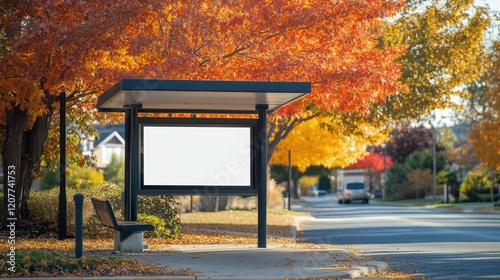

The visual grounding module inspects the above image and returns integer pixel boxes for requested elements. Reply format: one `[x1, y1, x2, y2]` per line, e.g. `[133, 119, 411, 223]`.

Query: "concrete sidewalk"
[96, 244, 388, 279]
[20, 244, 388, 280]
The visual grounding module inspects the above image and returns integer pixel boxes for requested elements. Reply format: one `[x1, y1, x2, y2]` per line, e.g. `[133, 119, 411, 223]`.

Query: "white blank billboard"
[143, 126, 251, 186]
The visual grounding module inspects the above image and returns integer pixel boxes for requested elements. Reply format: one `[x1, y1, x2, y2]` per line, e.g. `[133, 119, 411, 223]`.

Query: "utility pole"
[287, 150, 292, 211]
[432, 128, 437, 203]
[381, 143, 387, 199]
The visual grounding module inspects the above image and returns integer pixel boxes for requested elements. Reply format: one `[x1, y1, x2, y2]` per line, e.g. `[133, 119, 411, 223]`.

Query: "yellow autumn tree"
[470, 40, 500, 170]
[471, 120, 500, 170]
[269, 116, 389, 171]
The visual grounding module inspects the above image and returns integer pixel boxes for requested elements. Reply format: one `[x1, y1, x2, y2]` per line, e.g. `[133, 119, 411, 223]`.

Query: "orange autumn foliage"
[1, 0, 405, 220]
[2, 0, 404, 115]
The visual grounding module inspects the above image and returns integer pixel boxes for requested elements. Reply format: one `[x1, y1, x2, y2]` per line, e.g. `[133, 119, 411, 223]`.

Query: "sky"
[478, 0, 500, 11]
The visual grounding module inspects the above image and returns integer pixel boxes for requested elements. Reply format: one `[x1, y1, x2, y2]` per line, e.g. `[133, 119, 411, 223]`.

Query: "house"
[80, 123, 125, 169]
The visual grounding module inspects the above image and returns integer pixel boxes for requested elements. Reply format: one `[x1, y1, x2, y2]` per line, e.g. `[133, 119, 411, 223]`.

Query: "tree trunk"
[200, 196, 218, 212]
[450, 183, 460, 203]
[2, 105, 53, 226]
[217, 196, 228, 211]
[294, 177, 299, 198]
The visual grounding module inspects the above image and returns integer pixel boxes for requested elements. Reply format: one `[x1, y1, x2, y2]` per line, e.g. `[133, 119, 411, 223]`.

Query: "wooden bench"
[91, 197, 154, 252]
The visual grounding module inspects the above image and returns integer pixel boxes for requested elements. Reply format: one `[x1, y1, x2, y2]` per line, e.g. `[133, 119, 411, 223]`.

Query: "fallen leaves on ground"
[0, 250, 194, 278]
[366, 269, 427, 280]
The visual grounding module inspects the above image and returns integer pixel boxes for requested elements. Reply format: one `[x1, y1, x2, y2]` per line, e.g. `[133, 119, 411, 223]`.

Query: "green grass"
[398, 198, 436, 206]
[433, 204, 456, 208]
[181, 209, 310, 225]
[268, 208, 310, 216]
[378, 198, 498, 208]
[375, 198, 438, 206]
[478, 193, 498, 202]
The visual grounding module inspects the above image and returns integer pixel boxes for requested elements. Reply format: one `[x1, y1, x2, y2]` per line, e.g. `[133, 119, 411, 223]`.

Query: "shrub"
[39, 165, 105, 191]
[29, 182, 122, 237]
[407, 168, 433, 199]
[267, 178, 285, 208]
[384, 163, 409, 200]
[478, 193, 498, 202]
[103, 154, 125, 188]
[25, 183, 182, 239]
[39, 168, 60, 190]
[460, 169, 491, 199]
[138, 214, 171, 238]
[138, 195, 182, 239]
[388, 183, 412, 200]
[29, 188, 60, 231]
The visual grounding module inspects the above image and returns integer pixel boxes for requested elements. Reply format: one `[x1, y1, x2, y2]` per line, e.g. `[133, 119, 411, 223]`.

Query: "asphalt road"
[296, 195, 500, 279]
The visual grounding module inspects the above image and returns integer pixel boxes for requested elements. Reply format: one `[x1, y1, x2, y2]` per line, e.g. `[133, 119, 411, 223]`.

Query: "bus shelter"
[97, 79, 311, 248]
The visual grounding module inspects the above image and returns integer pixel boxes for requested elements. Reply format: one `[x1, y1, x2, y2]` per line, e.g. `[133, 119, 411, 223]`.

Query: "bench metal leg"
[114, 231, 145, 253]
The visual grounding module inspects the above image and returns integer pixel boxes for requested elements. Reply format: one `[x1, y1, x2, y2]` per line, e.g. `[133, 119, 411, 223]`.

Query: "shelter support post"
[257, 105, 268, 248]
[58, 91, 67, 240]
[124, 109, 131, 220]
[124, 105, 140, 221]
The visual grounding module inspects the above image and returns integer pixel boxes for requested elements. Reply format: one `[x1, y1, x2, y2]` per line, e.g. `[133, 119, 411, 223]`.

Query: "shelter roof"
[97, 79, 311, 112]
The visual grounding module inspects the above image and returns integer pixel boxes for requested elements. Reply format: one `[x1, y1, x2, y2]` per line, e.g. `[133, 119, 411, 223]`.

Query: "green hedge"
[0, 183, 182, 239]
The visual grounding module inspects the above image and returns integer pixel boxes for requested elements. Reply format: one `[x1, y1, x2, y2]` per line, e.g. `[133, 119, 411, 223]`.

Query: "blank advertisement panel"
[139, 118, 258, 195]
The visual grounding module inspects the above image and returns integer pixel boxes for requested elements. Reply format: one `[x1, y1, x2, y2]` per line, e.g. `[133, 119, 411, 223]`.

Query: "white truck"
[335, 169, 369, 203]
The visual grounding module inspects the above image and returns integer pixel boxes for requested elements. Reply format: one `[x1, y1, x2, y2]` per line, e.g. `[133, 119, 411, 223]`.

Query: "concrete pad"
[114, 244, 388, 279]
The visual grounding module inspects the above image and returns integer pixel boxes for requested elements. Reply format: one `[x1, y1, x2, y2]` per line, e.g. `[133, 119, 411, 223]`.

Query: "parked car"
[308, 185, 327, 197]
[337, 181, 369, 204]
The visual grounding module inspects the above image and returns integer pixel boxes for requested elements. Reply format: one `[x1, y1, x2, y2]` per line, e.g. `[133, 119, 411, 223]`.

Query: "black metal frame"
[137, 117, 259, 196]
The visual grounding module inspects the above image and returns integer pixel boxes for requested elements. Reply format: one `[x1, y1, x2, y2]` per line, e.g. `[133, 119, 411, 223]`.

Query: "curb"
[288, 215, 390, 279]
[9, 277, 196, 280]
[290, 216, 315, 240]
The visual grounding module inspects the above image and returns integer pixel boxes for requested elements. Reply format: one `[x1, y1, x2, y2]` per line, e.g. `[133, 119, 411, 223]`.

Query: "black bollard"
[74, 193, 84, 258]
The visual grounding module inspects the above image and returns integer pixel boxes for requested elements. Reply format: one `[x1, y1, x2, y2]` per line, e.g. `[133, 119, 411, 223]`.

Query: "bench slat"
[91, 197, 118, 229]
[91, 197, 155, 232]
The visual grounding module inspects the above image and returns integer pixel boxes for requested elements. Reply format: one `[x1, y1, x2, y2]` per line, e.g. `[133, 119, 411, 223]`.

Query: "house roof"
[97, 131, 125, 147]
[97, 79, 311, 112]
[94, 123, 125, 146]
